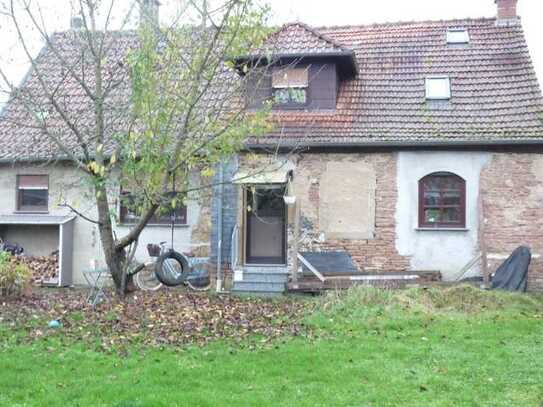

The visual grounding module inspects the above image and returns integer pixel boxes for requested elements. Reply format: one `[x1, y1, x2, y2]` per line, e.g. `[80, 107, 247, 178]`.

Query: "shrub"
[0, 251, 31, 297]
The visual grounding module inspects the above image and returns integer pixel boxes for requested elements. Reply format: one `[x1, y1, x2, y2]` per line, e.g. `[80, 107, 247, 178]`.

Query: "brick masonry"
[480, 152, 543, 291]
[290, 152, 411, 273]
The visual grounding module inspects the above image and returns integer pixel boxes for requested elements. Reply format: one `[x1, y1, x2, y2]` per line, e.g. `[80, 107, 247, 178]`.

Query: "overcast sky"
[1, 0, 542, 104]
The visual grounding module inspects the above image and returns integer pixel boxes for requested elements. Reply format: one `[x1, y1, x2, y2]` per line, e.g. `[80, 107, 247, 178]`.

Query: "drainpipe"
[216, 160, 224, 292]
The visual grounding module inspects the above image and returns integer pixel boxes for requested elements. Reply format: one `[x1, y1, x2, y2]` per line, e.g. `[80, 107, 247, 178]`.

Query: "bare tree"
[0, 0, 274, 295]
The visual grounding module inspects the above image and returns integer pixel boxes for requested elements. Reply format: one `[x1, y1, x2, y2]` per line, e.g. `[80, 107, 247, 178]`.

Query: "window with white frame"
[17, 175, 48, 212]
[425, 76, 451, 100]
[447, 28, 469, 44]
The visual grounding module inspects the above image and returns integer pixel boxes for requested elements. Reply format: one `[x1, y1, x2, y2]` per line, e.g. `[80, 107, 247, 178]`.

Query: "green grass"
[1, 285, 543, 406]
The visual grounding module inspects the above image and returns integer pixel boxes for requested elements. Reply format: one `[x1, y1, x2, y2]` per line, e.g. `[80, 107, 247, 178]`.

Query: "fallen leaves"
[1, 288, 309, 350]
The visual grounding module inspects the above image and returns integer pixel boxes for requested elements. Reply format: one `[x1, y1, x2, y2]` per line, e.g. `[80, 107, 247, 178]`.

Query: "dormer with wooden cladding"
[235, 22, 358, 111]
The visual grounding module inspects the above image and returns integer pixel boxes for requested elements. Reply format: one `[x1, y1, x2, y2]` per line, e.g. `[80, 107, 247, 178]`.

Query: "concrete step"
[242, 266, 288, 274]
[232, 281, 286, 293]
[231, 266, 289, 294]
[240, 272, 290, 284]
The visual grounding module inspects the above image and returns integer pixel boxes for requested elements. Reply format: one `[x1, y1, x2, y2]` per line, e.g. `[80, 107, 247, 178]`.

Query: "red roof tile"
[255, 17, 543, 147]
[254, 22, 352, 56]
[0, 17, 542, 161]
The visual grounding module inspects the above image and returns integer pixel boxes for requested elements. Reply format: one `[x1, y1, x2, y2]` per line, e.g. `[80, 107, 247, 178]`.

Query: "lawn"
[1, 285, 542, 406]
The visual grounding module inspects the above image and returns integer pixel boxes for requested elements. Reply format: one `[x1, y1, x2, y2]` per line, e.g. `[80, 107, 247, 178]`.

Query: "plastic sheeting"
[491, 246, 531, 292]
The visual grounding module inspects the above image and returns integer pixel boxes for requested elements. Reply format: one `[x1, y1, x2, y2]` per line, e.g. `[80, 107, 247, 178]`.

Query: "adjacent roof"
[0, 16, 543, 161]
[0, 31, 138, 161]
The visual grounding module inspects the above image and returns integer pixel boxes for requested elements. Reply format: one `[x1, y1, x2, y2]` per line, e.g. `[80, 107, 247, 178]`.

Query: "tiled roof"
[254, 17, 543, 147]
[1, 17, 543, 161]
[0, 31, 138, 161]
[253, 22, 352, 56]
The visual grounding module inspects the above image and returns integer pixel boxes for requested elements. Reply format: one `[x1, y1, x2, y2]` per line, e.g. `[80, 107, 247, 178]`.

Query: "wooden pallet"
[288, 271, 441, 293]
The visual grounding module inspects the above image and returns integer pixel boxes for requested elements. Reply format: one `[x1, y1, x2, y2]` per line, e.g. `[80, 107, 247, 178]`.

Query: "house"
[0, 27, 212, 286]
[211, 0, 543, 293]
[1, 0, 542, 293]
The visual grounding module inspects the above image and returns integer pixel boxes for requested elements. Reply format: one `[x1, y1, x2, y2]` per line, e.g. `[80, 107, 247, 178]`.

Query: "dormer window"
[272, 67, 309, 107]
[447, 28, 469, 44]
[426, 76, 451, 100]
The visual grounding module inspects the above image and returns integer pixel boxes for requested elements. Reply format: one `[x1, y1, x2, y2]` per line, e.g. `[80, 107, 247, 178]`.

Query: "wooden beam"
[291, 200, 300, 286]
[454, 252, 482, 282]
[478, 192, 489, 286]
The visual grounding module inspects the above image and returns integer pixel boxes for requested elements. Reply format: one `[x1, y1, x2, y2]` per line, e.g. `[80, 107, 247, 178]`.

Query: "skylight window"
[426, 76, 451, 100]
[447, 28, 469, 44]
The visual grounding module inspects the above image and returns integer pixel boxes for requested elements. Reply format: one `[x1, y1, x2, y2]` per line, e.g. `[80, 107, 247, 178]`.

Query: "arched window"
[419, 172, 466, 228]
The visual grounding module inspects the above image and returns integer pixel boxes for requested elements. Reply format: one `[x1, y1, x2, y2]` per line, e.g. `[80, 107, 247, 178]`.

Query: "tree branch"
[59, 202, 102, 225]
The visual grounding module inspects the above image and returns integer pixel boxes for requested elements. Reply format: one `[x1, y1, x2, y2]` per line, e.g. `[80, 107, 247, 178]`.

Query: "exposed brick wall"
[480, 152, 543, 291]
[206, 262, 234, 289]
[293, 152, 410, 272]
[219, 150, 543, 293]
[190, 189, 212, 258]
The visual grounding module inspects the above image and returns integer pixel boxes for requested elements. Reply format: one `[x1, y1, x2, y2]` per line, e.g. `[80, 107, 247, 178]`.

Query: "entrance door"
[245, 185, 286, 265]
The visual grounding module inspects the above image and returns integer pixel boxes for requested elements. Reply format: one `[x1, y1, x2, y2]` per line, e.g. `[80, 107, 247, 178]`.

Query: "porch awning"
[232, 160, 295, 184]
[0, 214, 76, 225]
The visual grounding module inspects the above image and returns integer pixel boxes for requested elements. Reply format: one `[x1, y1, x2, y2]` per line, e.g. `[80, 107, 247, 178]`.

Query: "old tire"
[155, 250, 189, 287]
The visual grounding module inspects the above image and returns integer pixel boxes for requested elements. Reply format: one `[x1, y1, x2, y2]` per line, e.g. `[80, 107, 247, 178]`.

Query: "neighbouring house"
[0, 164, 210, 287]
[1, 0, 542, 293]
[0, 15, 212, 285]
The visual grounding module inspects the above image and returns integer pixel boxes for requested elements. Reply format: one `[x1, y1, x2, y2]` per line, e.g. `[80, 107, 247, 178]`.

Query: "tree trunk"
[94, 184, 126, 295]
[94, 184, 158, 297]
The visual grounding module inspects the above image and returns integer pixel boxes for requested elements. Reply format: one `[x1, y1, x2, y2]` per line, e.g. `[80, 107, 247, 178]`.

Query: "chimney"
[495, 0, 519, 22]
[139, 0, 160, 29]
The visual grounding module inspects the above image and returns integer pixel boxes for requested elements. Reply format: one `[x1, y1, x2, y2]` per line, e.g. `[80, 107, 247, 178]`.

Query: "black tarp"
[491, 246, 531, 292]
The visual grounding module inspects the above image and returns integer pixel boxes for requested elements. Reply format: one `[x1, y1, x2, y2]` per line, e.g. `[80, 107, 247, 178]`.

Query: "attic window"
[272, 67, 309, 106]
[425, 76, 451, 100]
[447, 28, 469, 44]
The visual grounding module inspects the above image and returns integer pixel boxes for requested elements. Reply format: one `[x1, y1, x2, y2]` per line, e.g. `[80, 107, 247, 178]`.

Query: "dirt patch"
[0, 288, 309, 350]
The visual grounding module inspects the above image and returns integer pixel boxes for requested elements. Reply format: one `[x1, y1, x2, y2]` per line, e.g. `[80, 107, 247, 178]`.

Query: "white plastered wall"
[0, 163, 203, 285]
[395, 151, 491, 280]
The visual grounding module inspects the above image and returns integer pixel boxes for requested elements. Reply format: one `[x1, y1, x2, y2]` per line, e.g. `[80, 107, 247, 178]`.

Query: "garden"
[1, 258, 542, 406]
